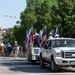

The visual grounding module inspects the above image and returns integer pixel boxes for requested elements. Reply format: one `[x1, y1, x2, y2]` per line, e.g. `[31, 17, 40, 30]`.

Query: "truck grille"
[65, 52, 75, 58]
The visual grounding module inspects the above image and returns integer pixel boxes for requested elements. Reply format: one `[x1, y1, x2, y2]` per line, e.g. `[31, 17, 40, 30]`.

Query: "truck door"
[46, 40, 52, 62]
[42, 40, 49, 60]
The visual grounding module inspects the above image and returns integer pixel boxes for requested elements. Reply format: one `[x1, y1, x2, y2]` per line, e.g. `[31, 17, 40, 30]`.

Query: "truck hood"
[54, 47, 75, 52]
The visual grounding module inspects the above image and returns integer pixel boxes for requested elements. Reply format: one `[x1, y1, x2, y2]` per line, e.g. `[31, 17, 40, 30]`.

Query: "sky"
[0, 0, 26, 29]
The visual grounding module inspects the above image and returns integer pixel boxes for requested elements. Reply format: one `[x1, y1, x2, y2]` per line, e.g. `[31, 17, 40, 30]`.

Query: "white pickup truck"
[40, 38, 75, 71]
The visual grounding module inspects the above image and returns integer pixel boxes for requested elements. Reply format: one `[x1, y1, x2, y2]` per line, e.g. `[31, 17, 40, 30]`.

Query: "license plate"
[71, 62, 75, 65]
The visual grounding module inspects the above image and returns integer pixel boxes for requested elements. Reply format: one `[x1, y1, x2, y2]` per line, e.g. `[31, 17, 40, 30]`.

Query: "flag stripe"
[42, 29, 46, 43]
[42, 35, 46, 42]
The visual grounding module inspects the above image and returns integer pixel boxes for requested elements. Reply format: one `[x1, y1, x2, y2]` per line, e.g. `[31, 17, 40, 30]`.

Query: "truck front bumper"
[55, 57, 75, 67]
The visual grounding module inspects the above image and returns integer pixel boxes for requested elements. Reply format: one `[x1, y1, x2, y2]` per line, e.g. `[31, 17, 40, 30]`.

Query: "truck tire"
[51, 58, 59, 71]
[40, 57, 45, 68]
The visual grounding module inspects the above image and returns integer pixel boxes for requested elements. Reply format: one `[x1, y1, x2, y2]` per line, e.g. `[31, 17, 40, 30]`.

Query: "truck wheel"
[40, 57, 45, 68]
[51, 58, 58, 71]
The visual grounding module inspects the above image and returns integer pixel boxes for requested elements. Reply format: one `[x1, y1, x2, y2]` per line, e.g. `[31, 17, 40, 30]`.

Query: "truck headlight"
[56, 52, 61, 57]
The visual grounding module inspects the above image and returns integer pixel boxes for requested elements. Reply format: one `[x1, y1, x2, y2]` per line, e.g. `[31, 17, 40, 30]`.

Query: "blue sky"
[0, 0, 26, 29]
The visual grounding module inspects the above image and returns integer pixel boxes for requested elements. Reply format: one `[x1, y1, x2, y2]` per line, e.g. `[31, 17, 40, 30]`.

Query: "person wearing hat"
[0, 41, 4, 57]
[13, 41, 19, 57]
[55, 34, 59, 38]
[34, 33, 41, 47]
[48, 32, 53, 39]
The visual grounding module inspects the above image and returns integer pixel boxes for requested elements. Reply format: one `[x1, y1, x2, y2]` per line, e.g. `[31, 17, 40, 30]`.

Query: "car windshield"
[52, 39, 75, 47]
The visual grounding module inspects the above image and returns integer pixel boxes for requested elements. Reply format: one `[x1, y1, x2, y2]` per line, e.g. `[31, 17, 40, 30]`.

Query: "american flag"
[42, 29, 46, 43]
[54, 27, 59, 38]
[26, 31, 29, 39]
[30, 30, 34, 44]
[39, 30, 43, 41]
[29, 27, 34, 44]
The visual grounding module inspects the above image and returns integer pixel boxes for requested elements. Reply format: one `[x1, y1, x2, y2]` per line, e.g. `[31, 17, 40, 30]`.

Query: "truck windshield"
[52, 39, 75, 47]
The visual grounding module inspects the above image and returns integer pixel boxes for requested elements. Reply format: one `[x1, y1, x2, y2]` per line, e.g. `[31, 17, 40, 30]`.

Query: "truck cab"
[40, 38, 75, 71]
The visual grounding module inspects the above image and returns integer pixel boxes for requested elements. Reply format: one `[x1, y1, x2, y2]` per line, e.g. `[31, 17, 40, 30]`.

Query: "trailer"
[27, 46, 41, 63]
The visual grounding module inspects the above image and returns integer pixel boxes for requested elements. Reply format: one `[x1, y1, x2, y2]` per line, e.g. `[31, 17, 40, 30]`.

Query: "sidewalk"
[18, 52, 26, 58]
[10, 51, 26, 58]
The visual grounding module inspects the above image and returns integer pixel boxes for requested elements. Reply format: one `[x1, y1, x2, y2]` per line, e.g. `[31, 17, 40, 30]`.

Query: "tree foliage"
[3, 28, 15, 45]
[20, 0, 57, 39]
[51, 0, 75, 38]
[8, 0, 75, 45]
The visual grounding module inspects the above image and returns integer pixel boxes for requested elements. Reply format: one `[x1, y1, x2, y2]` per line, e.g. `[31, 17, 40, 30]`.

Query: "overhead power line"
[4, 15, 16, 18]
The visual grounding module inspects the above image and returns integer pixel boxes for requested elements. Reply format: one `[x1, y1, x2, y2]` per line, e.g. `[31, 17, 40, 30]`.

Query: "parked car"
[40, 38, 75, 71]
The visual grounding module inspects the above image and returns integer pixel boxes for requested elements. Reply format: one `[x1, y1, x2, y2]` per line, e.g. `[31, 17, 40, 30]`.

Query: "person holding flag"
[34, 33, 41, 47]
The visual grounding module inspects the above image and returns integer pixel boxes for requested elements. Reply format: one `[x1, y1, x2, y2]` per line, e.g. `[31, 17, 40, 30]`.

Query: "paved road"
[0, 57, 75, 75]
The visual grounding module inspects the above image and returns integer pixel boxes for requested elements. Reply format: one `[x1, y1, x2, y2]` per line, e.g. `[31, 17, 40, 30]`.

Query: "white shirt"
[48, 36, 53, 39]
[0, 43, 4, 46]
[17, 46, 19, 50]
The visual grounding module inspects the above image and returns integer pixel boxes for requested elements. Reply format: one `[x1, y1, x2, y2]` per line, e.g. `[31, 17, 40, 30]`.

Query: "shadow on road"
[8, 65, 75, 73]
[1, 58, 51, 73]
[0, 57, 75, 73]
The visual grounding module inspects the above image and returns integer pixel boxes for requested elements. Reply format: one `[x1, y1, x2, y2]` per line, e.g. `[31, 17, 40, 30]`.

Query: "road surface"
[0, 56, 75, 75]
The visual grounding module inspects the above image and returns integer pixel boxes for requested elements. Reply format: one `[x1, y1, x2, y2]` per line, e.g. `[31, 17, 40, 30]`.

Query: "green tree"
[72, 0, 75, 38]
[19, 0, 57, 42]
[3, 28, 15, 45]
[34, 0, 57, 35]
[20, 0, 37, 43]
[13, 25, 24, 45]
[51, 0, 75, 37]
